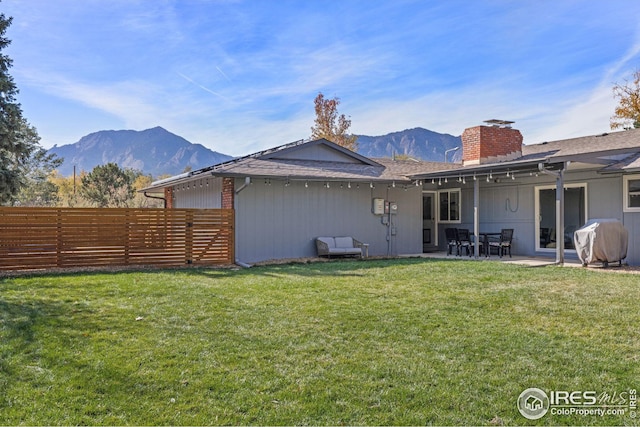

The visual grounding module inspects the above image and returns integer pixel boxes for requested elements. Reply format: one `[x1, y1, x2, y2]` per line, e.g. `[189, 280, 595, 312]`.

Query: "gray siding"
[171, 168, 640, 266]
[623, 212, 640, 265]
[173, 177, 223, 208]
[234, 178, 422, 263]
[435, 169, 639, 264]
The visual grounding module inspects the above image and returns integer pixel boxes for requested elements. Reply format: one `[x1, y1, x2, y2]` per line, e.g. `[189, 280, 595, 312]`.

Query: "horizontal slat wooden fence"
[0, 208, 234, 271]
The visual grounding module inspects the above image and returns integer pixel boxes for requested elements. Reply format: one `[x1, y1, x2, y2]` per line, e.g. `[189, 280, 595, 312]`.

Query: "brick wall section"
[164, 187, 174, 209]
[462, 125, 523, 165]
[221, 177, 235, 209]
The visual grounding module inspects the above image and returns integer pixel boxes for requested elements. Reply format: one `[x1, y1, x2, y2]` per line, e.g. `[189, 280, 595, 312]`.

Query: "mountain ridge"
[356, 127, 461, 162]
[48, 127, 234, 177]
[47, 126, 463, 177]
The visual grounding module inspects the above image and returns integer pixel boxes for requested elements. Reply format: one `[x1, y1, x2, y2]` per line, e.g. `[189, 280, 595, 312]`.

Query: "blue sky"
[4, 0, 640, 156]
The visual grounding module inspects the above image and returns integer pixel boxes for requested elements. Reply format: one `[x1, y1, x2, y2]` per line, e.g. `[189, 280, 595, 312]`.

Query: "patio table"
[478, 232, 502, 257]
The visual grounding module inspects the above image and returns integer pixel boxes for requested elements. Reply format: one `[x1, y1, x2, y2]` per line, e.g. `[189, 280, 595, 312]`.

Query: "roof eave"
[550, 146, 640, 164]
[212, 171, 412, 183]
[410, 158, 558, 179]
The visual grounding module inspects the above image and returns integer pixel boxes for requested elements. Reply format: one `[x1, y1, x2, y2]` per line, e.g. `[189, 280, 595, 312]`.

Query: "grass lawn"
[0, 258, 638, 425]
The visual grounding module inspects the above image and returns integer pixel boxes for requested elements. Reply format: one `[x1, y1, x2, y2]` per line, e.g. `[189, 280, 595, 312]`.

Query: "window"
[623, 175, 640, 212]
[439, 189, 461, 222]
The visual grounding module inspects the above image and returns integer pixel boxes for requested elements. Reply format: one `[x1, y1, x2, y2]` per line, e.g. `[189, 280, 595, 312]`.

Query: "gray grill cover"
[574, 219, 628, 265]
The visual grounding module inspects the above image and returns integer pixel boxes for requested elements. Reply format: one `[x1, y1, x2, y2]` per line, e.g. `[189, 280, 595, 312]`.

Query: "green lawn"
[0, 259, 638, 425]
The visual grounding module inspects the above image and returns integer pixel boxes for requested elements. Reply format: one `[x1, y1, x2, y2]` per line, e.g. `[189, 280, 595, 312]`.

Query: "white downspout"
[235, 177, 252, 194]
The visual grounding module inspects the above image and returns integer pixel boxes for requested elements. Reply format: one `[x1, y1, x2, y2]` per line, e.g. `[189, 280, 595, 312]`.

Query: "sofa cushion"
[331, 248, 362, 255]
[334, 237, 354, 248]
[317, 237, 336, 248]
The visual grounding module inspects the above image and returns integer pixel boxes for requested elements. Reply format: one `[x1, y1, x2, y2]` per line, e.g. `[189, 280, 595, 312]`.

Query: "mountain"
[48, 126, 460, 178]
[355, 127, 462, 162]
[48, 127, 233, 177]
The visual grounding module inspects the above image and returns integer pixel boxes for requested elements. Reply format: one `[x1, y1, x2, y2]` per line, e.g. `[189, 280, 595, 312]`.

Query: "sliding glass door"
[535, 184, 587, 251]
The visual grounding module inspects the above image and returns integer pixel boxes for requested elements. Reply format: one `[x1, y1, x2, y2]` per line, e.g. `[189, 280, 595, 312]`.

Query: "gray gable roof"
[144, 138, 453, 191]
[145, 128, 640, 192]
[207, 138, 392, 181]
[521, 128, 640, 163]
[600, 152, 640, 173]
[412, 128, 640, 179]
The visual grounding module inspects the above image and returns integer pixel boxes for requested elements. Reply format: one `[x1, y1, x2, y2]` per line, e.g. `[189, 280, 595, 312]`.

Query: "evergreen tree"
[13, 147, 63, 206]
[79, 163, 136, 208]
[0, 11, 43, 204]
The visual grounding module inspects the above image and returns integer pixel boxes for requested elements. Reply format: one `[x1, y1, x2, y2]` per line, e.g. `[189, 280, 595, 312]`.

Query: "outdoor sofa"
[315, 236, 368, 259]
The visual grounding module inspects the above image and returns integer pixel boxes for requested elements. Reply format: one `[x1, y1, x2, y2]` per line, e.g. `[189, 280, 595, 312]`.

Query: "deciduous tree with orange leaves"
[611, 69, 640, 130]
[310, 93, 358, 151]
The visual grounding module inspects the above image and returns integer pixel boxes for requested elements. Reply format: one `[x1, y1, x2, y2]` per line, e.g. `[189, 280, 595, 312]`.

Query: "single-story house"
[143, 122, 640, 266]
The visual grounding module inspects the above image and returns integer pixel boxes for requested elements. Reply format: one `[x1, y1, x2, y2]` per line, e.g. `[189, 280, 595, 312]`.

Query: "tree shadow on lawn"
[0, 294, 99, 406]
[190, 256, 471, 279]
[0, 256, 470, 281]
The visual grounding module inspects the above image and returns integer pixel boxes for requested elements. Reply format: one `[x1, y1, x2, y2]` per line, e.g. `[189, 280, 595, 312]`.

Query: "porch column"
[164, 187, 174, 209]
[555, 168, 565, 264]
[473, 177, 480, 258]
[221, 178, 235, 209]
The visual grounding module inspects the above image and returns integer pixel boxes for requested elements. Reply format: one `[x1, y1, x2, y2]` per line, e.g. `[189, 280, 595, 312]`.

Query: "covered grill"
[573, 219, 629, 267]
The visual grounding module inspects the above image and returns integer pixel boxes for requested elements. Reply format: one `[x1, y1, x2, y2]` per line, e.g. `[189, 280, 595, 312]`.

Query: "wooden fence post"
[185, 210, 194, 264]
[56, 209, 62, 268]
[124, 209, 130, 265]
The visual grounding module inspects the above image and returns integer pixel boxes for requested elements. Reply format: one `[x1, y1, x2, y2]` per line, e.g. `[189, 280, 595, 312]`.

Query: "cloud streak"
[5, 0, 640, 155]
[176, 72, 230, 101]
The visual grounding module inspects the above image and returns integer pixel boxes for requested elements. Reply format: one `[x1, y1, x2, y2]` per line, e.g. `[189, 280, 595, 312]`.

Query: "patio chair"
[445, 228, 458, 256]
[540, 227, 551, 247]
[456, 228, 474, 256]
[488, 228, 513, 258]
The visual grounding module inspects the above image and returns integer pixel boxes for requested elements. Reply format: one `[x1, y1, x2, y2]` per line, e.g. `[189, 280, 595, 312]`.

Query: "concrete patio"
[401, 251, 598, 268]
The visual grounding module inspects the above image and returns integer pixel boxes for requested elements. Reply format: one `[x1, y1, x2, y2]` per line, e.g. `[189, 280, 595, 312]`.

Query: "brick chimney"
[462, 120, 523, 165]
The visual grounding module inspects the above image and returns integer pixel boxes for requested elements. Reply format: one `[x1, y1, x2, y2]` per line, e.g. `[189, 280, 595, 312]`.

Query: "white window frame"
[438, 188, 461, 224]
[623, 174, 640, 212]
[534, 183, 588, 252]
